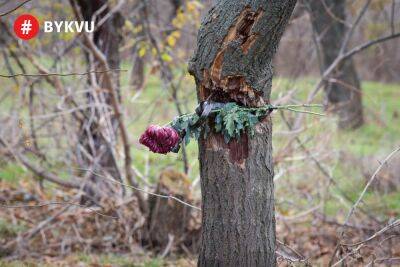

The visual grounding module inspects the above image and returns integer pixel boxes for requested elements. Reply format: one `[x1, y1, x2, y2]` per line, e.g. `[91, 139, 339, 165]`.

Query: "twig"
[341, 147, 400, 231]
[0, 202, 118, 219]
[276, 239, 308, 264]
[141, 2, 190, 174]
[96, 0, 126, 29]
[83, 23, 145, 210]
[161, 234, 174, 258]
[309, 32, 400, 101]
[330, 147, 400, 265]
[0, 135, 81, 188]
[2, 204, 69, 254]
[279, 112, 375, 220]
[342, 219, 400, 247]
[0, 0, 32, 17]
[284, 107, 325, 116]
[342, 32, 400, 63]
[339, 0, 372, 55]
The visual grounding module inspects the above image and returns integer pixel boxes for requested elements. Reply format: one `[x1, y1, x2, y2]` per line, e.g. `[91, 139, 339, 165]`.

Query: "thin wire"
[0, 69, 127, 78]
[165, 103, 325, 126]
[78, 168, 202, 211]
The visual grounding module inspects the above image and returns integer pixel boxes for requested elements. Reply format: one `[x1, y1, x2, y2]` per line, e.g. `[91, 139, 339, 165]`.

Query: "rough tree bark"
[306, 0, 364, 129]
[188, 1, 297, 266]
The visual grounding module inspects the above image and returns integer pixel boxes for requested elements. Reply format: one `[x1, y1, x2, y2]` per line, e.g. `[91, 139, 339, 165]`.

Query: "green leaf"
[224, 113, 237, 138]
[161, 53, 173, 62]
[170, 102, 266, 146]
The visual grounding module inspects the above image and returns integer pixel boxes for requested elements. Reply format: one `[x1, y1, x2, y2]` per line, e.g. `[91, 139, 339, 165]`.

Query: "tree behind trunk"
[189, 1, 297, 266]
[129, 0, 183, 90]
[130, 1, 146, 91]
[307, 0, 364, 129]
[75, 0, 125, 196]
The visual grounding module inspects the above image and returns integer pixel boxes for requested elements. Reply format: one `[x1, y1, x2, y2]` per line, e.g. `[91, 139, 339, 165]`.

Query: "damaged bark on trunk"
[306, 0, 364, 129]
[189, 1, 297, 266]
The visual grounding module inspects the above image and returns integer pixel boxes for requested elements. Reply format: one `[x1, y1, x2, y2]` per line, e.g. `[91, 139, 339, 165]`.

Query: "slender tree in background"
[130, 0, 184, 90]
[189, 1, 297, 266]
[167, 0, 183, 27]
[130, 1, 147, 91]
[306, 0, 364, 129]
[74, 0, 125, 194]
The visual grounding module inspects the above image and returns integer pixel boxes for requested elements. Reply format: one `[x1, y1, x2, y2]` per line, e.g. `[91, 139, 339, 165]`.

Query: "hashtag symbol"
[20, 20, 32, 35]
[14, 14, 39, 40]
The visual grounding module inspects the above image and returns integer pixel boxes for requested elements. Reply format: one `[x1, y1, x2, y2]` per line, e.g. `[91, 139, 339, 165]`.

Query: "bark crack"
[200, 6, 265, 108]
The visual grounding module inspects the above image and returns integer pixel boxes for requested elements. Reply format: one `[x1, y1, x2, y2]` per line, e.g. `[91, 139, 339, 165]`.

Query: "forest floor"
[0, 254, 196, 267]
[0, 69, 399, 266]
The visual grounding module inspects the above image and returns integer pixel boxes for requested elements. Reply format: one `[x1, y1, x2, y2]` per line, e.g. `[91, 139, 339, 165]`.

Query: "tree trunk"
[306, 0, 364, 129]
[168, 0, 183, 24]
[75, 0, 125, 194]
[129, 0, 183, 90]
[188, 1, 297, 266]
[130, 2, 146, 91]
[147, 169, 195, 250]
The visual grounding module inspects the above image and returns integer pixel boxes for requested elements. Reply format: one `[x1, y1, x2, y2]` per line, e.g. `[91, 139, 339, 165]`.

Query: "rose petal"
[139, 125, 180, 154]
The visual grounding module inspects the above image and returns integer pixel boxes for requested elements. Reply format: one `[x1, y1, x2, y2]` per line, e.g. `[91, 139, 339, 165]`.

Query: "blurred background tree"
[305, 0, 364, 129]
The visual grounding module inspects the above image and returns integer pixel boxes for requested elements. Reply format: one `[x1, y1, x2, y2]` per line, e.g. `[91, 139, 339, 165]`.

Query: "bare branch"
[0, 0, 33, 17]
[0, 202, 118, 219]
[339, 0, 372, 54]
[342, 219, 400, 247]
[342, 147, 400, 228]
[0, 135, 81, 189]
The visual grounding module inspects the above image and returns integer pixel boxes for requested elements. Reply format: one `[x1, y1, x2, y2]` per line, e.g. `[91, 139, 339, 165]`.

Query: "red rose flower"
[139, 125, 180, 154]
